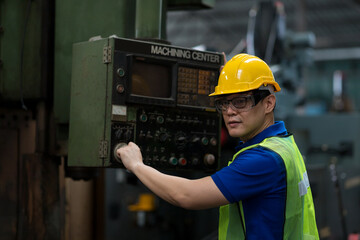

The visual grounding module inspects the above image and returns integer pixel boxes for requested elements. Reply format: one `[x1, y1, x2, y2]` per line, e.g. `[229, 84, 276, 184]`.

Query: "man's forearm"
[132, 163, 194, 208]
[117, 142, 228, 210]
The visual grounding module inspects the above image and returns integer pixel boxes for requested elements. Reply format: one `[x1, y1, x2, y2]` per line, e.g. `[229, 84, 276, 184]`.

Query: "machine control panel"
[111, 106, 220, 171]
[68, 37, 223, 171]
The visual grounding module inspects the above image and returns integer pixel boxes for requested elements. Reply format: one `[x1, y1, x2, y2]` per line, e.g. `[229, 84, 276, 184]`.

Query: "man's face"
[216, 92, 269, 141]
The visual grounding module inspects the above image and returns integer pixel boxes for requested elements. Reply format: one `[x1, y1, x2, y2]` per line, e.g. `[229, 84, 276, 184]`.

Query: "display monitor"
[127, 56, 176, 106]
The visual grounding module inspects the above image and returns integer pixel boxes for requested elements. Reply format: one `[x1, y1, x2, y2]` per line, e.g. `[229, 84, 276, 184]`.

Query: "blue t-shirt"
[212, 121, 288, 239]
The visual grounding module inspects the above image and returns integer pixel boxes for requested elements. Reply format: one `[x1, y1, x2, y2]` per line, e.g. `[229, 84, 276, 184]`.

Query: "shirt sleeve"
[211, 147, 286, 203]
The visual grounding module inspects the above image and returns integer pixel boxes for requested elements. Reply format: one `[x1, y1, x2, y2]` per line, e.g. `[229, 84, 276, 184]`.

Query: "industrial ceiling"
[167, 0, 360, 55]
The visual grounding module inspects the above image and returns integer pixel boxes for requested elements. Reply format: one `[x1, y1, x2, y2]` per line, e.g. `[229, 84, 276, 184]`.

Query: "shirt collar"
[235, 121, 288, 151]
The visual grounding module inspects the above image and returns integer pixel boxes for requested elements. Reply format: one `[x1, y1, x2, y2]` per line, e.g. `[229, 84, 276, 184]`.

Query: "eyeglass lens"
[215, 96, 253, 112]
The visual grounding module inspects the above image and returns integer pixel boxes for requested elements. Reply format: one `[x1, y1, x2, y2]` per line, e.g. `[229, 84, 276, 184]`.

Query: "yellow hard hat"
[209, 54, 281, 96]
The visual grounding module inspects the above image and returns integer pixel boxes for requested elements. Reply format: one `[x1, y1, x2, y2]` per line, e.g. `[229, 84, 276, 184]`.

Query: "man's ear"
[264, 94, 276, 113]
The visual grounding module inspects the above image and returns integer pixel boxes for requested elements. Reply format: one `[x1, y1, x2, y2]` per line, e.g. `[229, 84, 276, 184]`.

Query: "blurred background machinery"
[1, 0, 360, 239]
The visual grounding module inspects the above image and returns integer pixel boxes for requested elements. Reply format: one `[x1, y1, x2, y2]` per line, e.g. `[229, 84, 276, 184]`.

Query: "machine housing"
[68, 37, 223, 171]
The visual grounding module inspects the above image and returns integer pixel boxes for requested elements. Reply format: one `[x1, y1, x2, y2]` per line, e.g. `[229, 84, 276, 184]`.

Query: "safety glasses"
[215, 95, 255, 113]
[214, 91, 271, 113]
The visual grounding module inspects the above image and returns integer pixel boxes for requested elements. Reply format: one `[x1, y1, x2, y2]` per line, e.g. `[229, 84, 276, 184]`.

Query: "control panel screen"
[131, 58, 172, 98]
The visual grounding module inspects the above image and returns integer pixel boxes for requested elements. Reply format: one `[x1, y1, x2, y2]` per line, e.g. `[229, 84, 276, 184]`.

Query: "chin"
[228, 129, 245, 138]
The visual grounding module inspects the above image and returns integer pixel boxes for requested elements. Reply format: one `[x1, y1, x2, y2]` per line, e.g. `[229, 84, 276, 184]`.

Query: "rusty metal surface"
[0, 109, 34, 239]
[19, 154, 61, 240]
[0, 128, 19, 239]
[0, 108, 62, 239]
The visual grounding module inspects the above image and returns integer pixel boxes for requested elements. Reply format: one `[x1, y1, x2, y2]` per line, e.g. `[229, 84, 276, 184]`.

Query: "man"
[117, 54, 319, 239]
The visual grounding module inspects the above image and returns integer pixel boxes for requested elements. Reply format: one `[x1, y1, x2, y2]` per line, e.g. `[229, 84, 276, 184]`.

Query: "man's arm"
[117, 142, 229, 210]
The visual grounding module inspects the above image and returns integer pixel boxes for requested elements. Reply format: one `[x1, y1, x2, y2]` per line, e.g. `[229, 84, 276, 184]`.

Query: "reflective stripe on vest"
[218, 135, 319, 240]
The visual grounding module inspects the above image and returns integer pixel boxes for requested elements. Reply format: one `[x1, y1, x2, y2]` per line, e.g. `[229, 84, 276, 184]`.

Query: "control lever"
[113, 142, 128, 163]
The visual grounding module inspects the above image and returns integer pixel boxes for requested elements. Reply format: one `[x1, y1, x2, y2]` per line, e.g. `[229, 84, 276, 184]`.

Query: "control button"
[144, 156, 151, 164]
[203, 154, 215, 166]
[116, 84, 125, 94]
[192, 157, 199, 165]
[115, 129, 123, 139]
[159, 132, 168, 142]
[149, 115, 156, 122]
[160, 156, 167, 163]
[179, 157, 187, 166]
[153, 155, 159, 162]
[146, 131, 153, 139]
[139, 113, 148, 122]
[191, 136, 200, 143]
[117, 67, 125, 77]
[210, 137, 217, 146]
[201, 137, 209, 146]
[156, 116, 164, 124]
[169, 157, 178, 166]
[139, 130, 146, 140]
[165, 117, 174, 123]
[124, 129, 132, 141]
[175, 132, 187, 146]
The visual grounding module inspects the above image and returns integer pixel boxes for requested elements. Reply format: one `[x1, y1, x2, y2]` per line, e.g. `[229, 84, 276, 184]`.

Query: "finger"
[222, 52, 227, 64]
[220, 52, 227, 72]
[116, 148, 122, 159]
[128, 142, 140, 151]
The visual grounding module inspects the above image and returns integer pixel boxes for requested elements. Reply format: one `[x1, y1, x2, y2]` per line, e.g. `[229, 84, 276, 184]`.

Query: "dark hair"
[253, 90, 271, 105]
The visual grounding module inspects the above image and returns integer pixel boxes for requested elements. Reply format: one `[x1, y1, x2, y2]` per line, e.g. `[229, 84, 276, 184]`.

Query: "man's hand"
[116, 142, 143, 172]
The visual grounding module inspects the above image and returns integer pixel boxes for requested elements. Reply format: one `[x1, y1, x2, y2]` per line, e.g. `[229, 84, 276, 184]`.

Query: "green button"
[201, 137, 209, 145]
[117, 68, 125, 77]
[169, 157, 178, 165]
[140, 114, 148, 122]
[157, 116, 164, 124]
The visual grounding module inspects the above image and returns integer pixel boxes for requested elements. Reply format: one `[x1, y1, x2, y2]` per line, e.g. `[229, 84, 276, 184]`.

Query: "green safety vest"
[219, 135, 319, 240]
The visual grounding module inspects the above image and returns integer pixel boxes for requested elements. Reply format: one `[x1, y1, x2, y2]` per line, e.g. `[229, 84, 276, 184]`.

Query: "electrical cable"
[19, 0, 33, 111]
[264, 14, 278, 64]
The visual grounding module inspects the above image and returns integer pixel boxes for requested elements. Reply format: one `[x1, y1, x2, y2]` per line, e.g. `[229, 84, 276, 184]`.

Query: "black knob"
[113, 142, 128, 163]
[115, 129, 123, 139]
[159, 132, 168, 142]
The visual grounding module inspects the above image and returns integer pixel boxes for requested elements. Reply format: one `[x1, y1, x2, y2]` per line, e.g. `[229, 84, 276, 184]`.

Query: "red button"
[179, 157, 187, 166]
